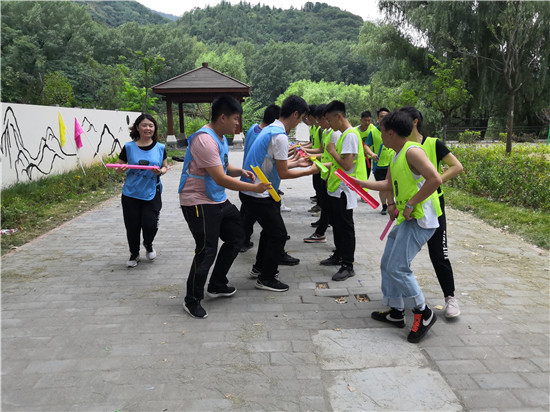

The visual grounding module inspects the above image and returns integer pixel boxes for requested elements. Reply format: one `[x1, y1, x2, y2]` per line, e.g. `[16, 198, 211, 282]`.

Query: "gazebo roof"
[152, 62, 250, 103]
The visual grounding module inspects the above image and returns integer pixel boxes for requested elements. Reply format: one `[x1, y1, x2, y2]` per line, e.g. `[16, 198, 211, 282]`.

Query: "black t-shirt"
[119, 141, 168, 163]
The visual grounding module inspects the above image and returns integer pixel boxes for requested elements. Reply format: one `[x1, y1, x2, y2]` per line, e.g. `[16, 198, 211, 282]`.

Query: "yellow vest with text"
[327, 128, 368, 192]
[371, 126, 394, 167]
[390, 141, 442, 225]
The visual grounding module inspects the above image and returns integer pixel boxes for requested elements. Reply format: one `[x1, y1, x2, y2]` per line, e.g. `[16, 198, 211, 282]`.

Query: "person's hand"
[242, 169, 255, 182]
[388, 204, 398, 221]
[372, 154, 379, 162]
[403, 204, 413, 221]
[116, 164, 128, 174]
[254, 182, 273, 193]
[326, 142, 337, 156]
[309, 164, 320, 175]
[296, 157, 312, 168]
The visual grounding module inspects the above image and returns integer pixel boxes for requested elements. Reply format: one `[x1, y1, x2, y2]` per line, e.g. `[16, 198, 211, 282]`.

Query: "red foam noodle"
[334, 168, 380, 209]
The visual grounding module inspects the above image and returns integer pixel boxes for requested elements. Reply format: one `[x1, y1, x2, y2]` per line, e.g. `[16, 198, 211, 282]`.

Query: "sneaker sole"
[304, 239, 327, 243]
[206, 290, 237, 298]
[445, 309, 461, 318]
[255, 283, 289, 292]
[183, 305, 208, 319]
[278, 261, 300, 266]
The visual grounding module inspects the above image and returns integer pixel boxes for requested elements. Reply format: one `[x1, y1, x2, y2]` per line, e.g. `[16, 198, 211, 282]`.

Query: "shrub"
[447, 143, 550, 212]
[457, 129, 482, 144]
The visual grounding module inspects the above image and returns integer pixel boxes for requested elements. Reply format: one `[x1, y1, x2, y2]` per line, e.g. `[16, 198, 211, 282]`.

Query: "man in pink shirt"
[178, 95, 271, 319]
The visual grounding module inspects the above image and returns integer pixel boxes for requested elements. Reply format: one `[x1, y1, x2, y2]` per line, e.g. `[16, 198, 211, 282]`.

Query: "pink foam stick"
[334, 168, 380, 209]
[380, 210, 399, 241]
[106, 163, 160, 170]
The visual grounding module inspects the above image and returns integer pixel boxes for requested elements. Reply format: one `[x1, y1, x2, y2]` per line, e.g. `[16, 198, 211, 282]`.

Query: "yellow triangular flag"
[58, 112, 66, 147]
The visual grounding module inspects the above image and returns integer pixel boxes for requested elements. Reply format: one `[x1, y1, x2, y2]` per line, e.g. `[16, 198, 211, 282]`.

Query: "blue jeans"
[380, 219, 436, 309]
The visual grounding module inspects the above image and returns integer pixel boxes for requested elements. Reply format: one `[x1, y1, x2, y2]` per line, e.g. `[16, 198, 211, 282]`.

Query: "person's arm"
[404, 147, 442, 221]
[363, 143, 376, 158]
[205, 165, 270, 193]
[440, 152, 463, 183]
[354, 171, 392, 192]
[276, 159, 319, 179]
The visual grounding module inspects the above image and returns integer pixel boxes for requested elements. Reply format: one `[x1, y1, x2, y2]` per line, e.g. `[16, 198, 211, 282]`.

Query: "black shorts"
[374, 167, 388, 181]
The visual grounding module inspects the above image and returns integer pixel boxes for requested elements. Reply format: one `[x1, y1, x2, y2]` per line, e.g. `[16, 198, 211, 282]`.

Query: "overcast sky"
[135, 0, 383, 22]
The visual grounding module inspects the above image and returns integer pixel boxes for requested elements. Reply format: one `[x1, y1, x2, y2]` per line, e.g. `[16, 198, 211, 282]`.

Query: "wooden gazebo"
[152, 63, 251, 141]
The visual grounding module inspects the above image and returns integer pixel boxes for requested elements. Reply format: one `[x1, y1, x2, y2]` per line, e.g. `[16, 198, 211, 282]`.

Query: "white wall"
[1, 103, 141, 188]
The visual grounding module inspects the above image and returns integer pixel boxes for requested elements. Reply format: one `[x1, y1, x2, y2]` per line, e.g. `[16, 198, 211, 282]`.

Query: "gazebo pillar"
[178, 102, 185, 137]
[165, 98, 177, 147]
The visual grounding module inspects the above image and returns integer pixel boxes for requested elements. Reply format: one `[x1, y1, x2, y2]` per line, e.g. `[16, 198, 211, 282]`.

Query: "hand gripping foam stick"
[251, 165, 281, 202]
[334, 168, 380, 209]
[106, 163, 160, 170]
[297, 147, 329, 174]
[380, 210, 399, 241]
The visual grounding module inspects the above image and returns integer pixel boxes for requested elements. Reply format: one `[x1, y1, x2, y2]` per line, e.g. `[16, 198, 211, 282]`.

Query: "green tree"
[426, 55, 471, 143]
[41, 71, 74, 106]
[195, 49, 248, 82]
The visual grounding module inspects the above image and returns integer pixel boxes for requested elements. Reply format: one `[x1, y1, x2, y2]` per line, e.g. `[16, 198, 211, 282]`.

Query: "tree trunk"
[442, 118, 448, 145]
[506, 91, 515, 154]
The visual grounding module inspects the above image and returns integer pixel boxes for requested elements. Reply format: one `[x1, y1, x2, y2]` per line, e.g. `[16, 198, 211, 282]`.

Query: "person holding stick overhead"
[116, 114, 168, 268]
[179, 95, 271, 319]
[354, 110, 442, 343]
[240, 95, 320, 292]
[399, 106, 463, 318]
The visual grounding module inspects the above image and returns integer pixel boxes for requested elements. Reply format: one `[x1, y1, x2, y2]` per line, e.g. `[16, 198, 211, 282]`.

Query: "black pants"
[427, 199, 455, 297]
[240, 193, 287, 280]
[239, 192, 257, 245]
[312, 173, 323, 206]
[121, 189, 161, 256]
[327, 192, 355, 266]
[315, 179, 330, 236]
[181, 200, 244, 305]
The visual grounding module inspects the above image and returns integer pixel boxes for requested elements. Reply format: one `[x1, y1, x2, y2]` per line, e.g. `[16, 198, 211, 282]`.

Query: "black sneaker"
[249, 266, 279, 279]
[279, 252, 300, 266]
[240, 241, 254, 253]
[255, 278, 289, 292]
[381, 204, 388, 215]
[311, 220, 321, 227]
[320, 254, 341, 266]
[407, 306, 437, 343]
[206, 285, 237, 298]
[371, 308, 406, 328]
[278, 189, 285, 195]
[332, 265, 355, 281]
[184, 301, 208, 319]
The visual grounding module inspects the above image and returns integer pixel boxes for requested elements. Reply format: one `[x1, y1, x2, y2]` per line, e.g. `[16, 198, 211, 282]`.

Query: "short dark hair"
[211, 95, 243, 122]
[325, 100, 346, 117]
[380, 110, 413, 138]
[361, 110, 372, 118]
[307, 104, 317, 116]
[130, 113, 158, 142]
[280, 95, 309, 118]
[314, 104, 327, 118]
[377, 107, 390, 117]
[399, 106, 424, 133]
[262, 104, 280, 124]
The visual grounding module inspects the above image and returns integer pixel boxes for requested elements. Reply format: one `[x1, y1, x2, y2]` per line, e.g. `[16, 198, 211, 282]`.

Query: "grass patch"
[445, 187, 550, 249]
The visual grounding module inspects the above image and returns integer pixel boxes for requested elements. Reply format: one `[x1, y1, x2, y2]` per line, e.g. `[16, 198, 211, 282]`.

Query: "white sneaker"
[127, 255, 140, 268]
[280, 204, 291, 212]
[444, 296, 461, 318]
[146, 249, 157, 260]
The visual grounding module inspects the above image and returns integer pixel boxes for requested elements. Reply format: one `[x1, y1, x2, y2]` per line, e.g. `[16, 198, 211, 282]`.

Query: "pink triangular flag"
[74, 118, 84, 149]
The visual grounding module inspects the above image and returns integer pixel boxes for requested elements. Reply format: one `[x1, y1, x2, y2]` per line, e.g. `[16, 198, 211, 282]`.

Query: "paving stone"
[2, 149, 549, 411]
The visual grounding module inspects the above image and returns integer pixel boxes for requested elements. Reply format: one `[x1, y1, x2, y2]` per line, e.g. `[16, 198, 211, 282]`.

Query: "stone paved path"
[2, 148, 549, 411]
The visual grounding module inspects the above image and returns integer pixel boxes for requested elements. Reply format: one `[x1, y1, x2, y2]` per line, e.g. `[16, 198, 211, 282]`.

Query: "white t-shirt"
[327, 127, 358, 210]
[243, 119, 288, 199]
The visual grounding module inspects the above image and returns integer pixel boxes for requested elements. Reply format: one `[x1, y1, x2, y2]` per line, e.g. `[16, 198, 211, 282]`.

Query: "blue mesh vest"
[178, 127, 228, 202]
[122, 141, 165, 201]
[240, 124, 286, 192]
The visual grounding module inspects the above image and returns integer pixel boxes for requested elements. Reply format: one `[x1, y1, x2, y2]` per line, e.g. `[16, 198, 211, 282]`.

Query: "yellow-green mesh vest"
[327, 128, 368, 192]
[320, 129, 334, 180]
[309, 125, 320, 145]
[422, 137, 444, 198]
[371, 127, 393, 167]
[390, 141, 442, 225]
[311, 126, 322, 149]
[358, 124, 375, 143]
